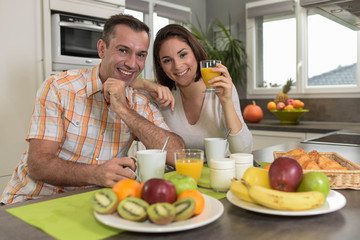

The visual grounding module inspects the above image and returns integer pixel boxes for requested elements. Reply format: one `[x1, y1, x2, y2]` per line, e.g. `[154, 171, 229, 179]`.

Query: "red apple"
[269, 157, 303, 192]
[286, 99, 294, 106]
[141, 178, 177, 204]
[276, 102, 285, 110]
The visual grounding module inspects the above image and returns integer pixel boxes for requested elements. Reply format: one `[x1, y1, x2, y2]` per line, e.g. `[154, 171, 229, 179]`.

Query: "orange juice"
[175, 158, 204, 183]
[201, 68, 221, 88]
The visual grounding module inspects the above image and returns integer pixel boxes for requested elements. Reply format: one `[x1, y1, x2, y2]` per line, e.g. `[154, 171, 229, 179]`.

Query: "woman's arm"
[130, 78, 175, 111]
[208, 64, 253, 153]
[226, 87, 253, 153]
[208, 63, 242, 134]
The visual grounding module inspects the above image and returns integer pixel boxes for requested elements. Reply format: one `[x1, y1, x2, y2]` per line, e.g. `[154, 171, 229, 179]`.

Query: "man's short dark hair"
[102, 14, 150, 46]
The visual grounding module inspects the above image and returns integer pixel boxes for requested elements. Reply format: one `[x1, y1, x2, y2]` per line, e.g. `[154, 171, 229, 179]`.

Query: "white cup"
[135, 149, 167, 183]
[230, 153, 253, 179]
[204, 138, 229, 167]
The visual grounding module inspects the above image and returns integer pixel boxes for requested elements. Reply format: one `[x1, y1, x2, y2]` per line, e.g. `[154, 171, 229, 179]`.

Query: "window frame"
[246, 0, 360, 99]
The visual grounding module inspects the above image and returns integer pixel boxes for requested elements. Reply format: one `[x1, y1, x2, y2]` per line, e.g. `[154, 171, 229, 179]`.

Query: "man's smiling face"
[98, 24, 149, 84]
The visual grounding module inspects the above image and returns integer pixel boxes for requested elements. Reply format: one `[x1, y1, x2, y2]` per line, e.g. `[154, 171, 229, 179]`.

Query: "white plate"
[94, 194, 224, 233]
[226, 190, 346, 216]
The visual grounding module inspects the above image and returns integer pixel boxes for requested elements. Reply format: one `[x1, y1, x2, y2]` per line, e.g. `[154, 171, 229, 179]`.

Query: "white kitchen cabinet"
[250, 130, 323, 151]
[42, 0, 125, 77]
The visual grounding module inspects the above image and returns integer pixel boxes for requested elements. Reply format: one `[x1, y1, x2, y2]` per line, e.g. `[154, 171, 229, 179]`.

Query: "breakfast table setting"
[1, 140, 360, 240]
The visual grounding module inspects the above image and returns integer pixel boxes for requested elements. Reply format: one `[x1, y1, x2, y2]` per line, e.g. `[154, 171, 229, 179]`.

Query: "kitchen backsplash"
[240, 98, 360, 122]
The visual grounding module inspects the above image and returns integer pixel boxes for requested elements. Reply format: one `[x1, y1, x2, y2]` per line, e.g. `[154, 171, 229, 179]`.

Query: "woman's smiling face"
[158, 37, 198, 87]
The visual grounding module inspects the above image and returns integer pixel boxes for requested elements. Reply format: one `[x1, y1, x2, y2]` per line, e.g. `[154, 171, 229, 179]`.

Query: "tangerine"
[284, 104, 294, 110]
[267, 101, 277, 111]
[112, 179, 142, 201]
[177, 189, 205, 215]
[263, 164, 271, 170]
[293, 100, 305, 109]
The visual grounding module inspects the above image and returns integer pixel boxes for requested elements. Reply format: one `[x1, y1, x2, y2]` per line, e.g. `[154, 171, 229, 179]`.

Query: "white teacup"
[135, 149, 167, 183]
[204, 138, 229, 167]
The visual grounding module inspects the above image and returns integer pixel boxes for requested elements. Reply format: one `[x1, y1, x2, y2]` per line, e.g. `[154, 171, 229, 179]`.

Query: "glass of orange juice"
[174, 149, 204, 184]
[200, 60, 221, 93]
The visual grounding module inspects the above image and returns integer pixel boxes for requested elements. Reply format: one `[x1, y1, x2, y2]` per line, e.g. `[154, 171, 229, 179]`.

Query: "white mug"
[134, 149, 167, 183]
[204, 138, 229, 167]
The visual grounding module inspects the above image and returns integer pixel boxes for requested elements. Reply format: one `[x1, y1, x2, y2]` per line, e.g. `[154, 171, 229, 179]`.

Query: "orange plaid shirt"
[1, 65, 170, 204]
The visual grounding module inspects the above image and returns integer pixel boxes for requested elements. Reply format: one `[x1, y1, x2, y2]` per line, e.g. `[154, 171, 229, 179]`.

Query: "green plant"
[188, 15, 247, 85]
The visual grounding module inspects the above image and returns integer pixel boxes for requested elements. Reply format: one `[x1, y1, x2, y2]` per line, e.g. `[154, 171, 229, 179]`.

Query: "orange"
[298, 101, 305, 108]
[177, 189, 205, 215]
[284, 104, 294, 110]
[267, 101, 276, 111]
[263, 164, 271, 170]
[112, 179, 142, 201]
[293, 100, 305, 109]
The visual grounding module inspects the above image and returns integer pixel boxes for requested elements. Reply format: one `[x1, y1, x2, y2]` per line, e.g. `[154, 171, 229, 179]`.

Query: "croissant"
[283, 149, 348, 170]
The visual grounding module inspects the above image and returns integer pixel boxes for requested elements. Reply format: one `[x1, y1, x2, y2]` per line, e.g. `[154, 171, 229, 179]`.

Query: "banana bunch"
[230, 178, 255, 203]
[248, 184, 325, 211]
[230, 179, 325, 211]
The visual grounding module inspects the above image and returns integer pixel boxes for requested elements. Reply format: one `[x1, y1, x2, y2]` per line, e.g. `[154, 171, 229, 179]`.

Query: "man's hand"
[102, 78, 129, 116]
[94, 157, 137, 187]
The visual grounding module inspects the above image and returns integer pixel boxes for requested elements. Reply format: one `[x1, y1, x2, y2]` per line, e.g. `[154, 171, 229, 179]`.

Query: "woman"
[132, 24, 252, 154]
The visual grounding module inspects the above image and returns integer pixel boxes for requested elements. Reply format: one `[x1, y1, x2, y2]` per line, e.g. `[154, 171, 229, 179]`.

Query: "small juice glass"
[174, 149, 204, 183]
[200, 60, 221, 92]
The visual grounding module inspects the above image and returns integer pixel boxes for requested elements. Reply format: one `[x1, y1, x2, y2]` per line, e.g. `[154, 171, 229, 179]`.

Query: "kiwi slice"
[173, 197, 196, 221]
[147, 203, 176, 225]
[117, 197, 149, 222]
[92, 188, 118, 214]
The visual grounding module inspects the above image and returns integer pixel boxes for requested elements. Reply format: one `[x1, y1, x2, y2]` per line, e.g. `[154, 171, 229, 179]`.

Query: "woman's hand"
[208, 63, 233, 103]
[131, 78, 175, 111]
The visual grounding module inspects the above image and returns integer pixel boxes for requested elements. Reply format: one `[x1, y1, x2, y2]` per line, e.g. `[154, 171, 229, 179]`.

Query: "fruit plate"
[94, 194, 224, 233]
[226, 190, 346, 216]
[270, 109, 309, 124]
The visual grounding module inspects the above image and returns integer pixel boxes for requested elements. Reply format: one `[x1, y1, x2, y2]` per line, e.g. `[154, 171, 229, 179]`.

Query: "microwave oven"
[51, 13, 105, 71]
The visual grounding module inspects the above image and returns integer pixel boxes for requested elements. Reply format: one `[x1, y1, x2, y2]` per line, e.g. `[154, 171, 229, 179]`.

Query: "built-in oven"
[51, 13, 105, 71]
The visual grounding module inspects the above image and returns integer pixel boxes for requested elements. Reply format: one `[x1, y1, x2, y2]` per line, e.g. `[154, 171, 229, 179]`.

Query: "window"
[246, 0, 360, 98]
[260, 14, 296, 88]
[307, 13, 357, 87]
[125, 0, 191, 78]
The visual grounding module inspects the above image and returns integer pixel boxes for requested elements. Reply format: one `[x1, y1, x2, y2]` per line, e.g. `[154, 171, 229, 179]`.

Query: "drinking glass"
[174, 149, 204, 183]
[135, 149, 167, 183]
[200, 60, 221, 93]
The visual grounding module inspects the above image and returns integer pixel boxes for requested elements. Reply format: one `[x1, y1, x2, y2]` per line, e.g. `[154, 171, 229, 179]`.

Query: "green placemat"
[6, 190, 122, 240]
[164, 165, 227, 200]
[6, 163, 259, 239]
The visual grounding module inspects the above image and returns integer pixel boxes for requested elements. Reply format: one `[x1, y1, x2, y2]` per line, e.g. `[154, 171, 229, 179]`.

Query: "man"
[1, 14, 184, 204]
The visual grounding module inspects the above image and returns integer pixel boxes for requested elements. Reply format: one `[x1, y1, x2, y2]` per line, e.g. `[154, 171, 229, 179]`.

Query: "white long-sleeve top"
[160, 84, 253, 155]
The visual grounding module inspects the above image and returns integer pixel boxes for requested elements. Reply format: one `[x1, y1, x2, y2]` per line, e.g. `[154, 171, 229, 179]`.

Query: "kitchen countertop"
[1, 141, 359, 240]
[247, 120, 360, 133]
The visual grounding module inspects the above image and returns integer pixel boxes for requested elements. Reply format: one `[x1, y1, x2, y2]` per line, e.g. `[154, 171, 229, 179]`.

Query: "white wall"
[0, 0, 43, 193]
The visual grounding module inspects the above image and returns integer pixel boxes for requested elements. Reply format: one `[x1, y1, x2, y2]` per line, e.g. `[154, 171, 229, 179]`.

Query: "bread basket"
[273, 151, 360, 190]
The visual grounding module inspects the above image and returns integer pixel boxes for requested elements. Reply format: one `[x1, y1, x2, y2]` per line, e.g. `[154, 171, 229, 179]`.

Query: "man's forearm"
[120, 108, 184, 165]
[28, 153, 97, 186]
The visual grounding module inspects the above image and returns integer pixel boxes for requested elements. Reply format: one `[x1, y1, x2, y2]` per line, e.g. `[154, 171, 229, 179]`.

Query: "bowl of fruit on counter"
[267, 79, 309, 124]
